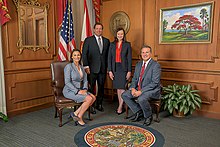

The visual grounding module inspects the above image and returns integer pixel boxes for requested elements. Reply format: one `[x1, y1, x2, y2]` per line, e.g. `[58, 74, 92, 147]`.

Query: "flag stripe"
[58, 0, 76, 61]
[80, 0, 95, 50]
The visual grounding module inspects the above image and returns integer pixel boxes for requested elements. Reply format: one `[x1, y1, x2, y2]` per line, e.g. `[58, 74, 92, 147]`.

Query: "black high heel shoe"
[115, 108, 125, 115]
[75, 121, 88, 127]
[68, 112, 79, 121]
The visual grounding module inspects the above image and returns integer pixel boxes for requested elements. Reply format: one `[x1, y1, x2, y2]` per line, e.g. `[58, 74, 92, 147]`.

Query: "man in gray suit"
[122, 45, 161, 126]
[82, 23, 110, 113]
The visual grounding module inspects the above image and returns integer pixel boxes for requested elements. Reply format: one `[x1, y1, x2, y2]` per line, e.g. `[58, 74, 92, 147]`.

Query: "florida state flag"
[0, 0, 11, 25]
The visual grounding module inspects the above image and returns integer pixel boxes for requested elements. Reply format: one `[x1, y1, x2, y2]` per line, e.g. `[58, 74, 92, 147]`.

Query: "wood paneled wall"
[102, 0, 220, 119]
[2, 0, 220, 119]
[2, 0, 57, 116]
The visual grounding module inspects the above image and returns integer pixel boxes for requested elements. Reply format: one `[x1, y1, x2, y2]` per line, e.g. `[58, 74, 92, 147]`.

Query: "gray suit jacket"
[63, 63, 88, 97]
[130, 59, 161, 98]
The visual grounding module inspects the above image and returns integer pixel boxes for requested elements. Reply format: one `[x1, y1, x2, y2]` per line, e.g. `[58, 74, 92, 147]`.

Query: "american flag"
[58, 0, 76, 61]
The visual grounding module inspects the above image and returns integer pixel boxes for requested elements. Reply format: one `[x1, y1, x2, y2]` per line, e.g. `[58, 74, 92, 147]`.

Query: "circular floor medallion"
[74, 122, 164, 147]
[85, 124, 155, 146]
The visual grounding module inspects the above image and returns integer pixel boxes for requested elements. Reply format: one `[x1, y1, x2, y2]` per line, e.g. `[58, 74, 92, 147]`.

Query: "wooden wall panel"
[103, 0, 220, 119]
[145, 0, 220, 118]
[155, 0, 220, 62]
[2, 0, 56, 117]
[102, 0, 144, 59]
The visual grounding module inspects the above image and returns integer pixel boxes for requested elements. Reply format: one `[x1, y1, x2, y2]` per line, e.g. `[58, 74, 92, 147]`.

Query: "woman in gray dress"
[63, 49, 96, 127]
[108, 28, 132, 115]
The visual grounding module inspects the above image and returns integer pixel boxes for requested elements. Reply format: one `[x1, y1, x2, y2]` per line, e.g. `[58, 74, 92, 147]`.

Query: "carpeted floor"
[74, 122, 165, 147]
[0, 100, 220, 147]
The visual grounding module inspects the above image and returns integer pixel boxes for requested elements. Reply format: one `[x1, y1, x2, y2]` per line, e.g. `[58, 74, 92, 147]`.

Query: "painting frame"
[159, 1, 214, 44]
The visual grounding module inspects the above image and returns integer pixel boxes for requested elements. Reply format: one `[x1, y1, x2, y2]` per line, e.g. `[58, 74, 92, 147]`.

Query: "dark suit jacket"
[108, 41, 132, 72]
[82, 35, 110, 73]
[130, 59, 161, 98]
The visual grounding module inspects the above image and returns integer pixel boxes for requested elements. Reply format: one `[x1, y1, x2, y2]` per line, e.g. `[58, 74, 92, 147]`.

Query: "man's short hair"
[141, 45, 152, 53]
[93, 22, 103, 29]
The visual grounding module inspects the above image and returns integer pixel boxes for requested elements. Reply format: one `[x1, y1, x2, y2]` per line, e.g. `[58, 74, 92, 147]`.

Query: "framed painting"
[159, 1, 214, 44]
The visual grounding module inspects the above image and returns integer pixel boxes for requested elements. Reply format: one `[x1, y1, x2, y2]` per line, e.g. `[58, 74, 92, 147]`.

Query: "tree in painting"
[163, 19, 168, 33]
[171, 15, 202, 35]
[200, 8, 209, 31]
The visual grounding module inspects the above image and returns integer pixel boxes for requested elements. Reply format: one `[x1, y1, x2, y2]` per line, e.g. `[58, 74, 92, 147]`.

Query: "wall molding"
[161, 78, 218, 104]
[9, 78, 52, 103]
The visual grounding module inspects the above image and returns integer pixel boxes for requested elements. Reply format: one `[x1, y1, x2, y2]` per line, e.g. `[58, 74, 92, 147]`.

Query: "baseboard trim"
[194, 110, 220, 120]
[8, 102, 54, 117]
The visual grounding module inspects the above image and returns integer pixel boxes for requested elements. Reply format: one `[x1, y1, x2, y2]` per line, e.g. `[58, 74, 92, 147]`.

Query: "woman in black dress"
[108, 28, 132, 114]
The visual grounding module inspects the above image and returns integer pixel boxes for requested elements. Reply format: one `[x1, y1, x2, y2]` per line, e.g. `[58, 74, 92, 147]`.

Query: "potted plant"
[0, 112, 8, 122]
[162, 83, 202, 117]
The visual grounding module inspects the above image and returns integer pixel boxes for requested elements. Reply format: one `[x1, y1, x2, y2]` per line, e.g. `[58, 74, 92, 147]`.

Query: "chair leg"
[58, 108, 63, 127]
[87, 106, 92, 121]
[124, 104, 129, 119]
[54, 106, 58, 118]
[154, 105, 160, 123]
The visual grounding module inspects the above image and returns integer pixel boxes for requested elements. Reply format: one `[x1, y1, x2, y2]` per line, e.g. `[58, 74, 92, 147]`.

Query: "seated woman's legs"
[75, 95, 94, 125]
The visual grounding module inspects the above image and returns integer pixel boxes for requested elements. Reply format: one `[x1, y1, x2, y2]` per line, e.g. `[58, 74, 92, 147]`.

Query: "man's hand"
[108, 71, 114, 80]
[85, 68, 90, 74]
[133, 90, 142, 97]
[131, 88, 137, 96]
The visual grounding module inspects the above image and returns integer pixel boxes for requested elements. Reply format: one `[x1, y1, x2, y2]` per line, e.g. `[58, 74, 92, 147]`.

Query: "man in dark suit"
[122, 45, 161, 126]
[82, 22, 110, 113]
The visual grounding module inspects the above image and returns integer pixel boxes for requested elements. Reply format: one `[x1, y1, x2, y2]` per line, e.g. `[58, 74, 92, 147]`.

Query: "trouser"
[88, 72, 106, 106]
[122, 90, 152, 118]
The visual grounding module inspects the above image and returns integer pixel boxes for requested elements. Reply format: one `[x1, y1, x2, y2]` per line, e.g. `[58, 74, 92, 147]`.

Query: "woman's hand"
[85, 68, 90, 74]
[108, 71, 114, 80]
[126, 72, 131, 80]
[78, 90, 87, 95]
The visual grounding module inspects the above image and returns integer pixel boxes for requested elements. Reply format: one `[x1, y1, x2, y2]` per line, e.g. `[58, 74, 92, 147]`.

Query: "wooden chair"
[124, 82, 162, 123]
[50, 61, 91, 127]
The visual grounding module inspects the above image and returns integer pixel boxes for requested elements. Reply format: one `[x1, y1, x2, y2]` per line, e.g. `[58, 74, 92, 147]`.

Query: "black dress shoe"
[90, 107, 96, 114]
[115, 109, 125, 115]
[129, 110, 143, 121]
[143, 115, 153, 126]
[75, 121, 89, 127]
[131, 111, 144, 122]
[68, 112, 79, 121]
[96, 105, 104, 112]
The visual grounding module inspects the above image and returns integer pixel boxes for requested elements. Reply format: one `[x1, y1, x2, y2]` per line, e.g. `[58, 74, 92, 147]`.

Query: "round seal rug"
[74, 122, 164, 147]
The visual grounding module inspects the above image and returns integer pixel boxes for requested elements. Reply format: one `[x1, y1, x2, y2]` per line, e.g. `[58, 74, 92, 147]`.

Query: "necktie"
[138, 63, 146, 90]
[98, 37, 103, 53]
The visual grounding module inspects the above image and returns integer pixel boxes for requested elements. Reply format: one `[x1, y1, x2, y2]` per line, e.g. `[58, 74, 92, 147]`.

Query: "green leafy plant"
[162, 83, 202, 115]
[0, 112, 8, 122]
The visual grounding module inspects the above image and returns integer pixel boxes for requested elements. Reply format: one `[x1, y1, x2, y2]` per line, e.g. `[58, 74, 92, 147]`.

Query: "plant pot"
[173, 109, 185, 117]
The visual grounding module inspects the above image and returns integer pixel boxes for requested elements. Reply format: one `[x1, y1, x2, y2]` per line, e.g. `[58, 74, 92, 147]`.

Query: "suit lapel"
[137, 62, 142, 78]
[121, 42, 125, 57]
[93, 36, 100, 53]
[71, 63, 80, 79]
[142, 59, 153, 80]
[112, 42, 116, 57]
